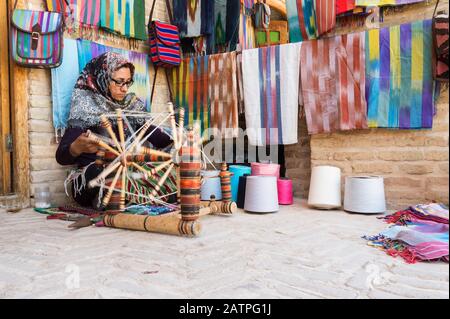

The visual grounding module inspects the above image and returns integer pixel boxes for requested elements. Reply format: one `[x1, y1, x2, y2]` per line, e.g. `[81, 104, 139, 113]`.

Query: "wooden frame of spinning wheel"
[86, 104, 237, 237]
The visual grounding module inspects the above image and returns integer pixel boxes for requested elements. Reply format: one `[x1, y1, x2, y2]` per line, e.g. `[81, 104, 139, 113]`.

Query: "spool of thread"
[277, 178, 293, 205]
[344, 176, 386, 214]
[219, 163, 232, 202]
[229, 165, 252, 202]
[308, 166, 342, 209]
[251, 162, 280, 179]
[236, 174, 250, 209]
[201, 170, 222, 201]
[244, 176, 279, 213]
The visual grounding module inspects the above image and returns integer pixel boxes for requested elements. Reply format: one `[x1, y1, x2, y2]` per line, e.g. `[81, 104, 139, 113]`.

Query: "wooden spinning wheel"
[84, 103, 237, 237]
[86, 102, 186, 211]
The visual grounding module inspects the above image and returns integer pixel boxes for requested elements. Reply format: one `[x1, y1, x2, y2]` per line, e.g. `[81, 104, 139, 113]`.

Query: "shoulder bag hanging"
[10, 0, 69, 68]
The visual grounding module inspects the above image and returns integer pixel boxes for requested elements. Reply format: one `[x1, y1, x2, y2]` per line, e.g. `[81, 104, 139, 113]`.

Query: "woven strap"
[149, 0, 174, 24]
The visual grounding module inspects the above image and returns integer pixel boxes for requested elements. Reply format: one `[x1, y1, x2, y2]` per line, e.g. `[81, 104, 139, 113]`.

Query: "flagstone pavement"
[0, 200, 448, 299]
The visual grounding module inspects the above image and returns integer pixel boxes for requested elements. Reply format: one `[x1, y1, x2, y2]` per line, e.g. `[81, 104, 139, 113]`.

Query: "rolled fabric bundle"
[201, 170, 223, 201]
[251, 162, 280, 179]
[244, 176, 279, 213]
[237, 174, 250, 209]
[277, 178, 293, 205]
[103, 213, 201, 237]
[344, 176, 386, 214]
[308, 166, 342, 209]
[229, 165, 252, 202]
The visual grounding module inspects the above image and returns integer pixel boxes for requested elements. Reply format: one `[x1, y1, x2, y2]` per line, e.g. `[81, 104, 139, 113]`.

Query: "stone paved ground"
[0, 200, 448, 299]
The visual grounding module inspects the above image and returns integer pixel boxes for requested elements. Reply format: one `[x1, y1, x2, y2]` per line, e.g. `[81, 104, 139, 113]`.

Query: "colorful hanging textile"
[226, 0, 241, 51]
[171, 56, 210, 135]
[364, 203, 449, 264]
[46, 0, 101, 30]
[356, 0, 425, 6]
[186, 0, 202, 37]
[76, 39, 151, 110]
[208, 52, 239, 139]
[100, 0, 147, 41]
[336, 0, 356, 15]
[173, 0, 188, 35]
[315, 0, 337, 36]
[242, 43, 301, 146]
[215, 0, 228, 47]
[51, 38, 80, 139]
[286, 0, 318, 43]
[239, 0, 256, 50]
[366, 20, 435, 129]
[301, 31, 367, 134]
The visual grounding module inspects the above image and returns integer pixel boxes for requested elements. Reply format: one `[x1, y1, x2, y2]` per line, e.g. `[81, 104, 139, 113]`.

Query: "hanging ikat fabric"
[301, 31, 368, 134]
[286, 0, 318, 42]
[366, 20, 435, 129]
[46, 0, 101, 31]
[171, 56, 210, 135]
[208, 52, 239, 139]
[242, 43, 301, 146]
[100, 0, 147, 41]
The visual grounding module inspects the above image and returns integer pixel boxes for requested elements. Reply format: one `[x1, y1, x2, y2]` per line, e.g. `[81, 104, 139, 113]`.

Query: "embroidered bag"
[10, 0, 68, 68]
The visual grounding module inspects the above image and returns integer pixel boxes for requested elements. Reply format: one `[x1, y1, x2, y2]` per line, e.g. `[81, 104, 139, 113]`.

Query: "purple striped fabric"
[11, 9, 63, 67]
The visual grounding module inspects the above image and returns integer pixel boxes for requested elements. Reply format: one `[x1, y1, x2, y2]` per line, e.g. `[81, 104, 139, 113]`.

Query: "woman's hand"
[69, 133, 99, 157]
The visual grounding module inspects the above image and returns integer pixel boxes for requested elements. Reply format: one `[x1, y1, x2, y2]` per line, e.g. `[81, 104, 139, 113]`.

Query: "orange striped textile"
[301, 31, 367, 134]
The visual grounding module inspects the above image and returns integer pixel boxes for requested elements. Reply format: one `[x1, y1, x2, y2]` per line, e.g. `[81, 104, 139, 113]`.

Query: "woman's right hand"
[69, 133, 99, 157]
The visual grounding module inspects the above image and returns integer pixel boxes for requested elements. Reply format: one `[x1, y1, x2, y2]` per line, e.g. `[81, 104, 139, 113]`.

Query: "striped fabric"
[286, 0, 317, 43]
[77, 39, 151, 110]
[171, 56, 210, 135]
[11, 9, 63, 67]
[336, 0, 356, 15]
[301, 31, 367, 134]
[149, 21, 181, 67]
[366, 20, 434, 129]
[242, 43, 301, 146]
[46, 0, 101, 28]
[100, 0, 147, 40]
[356, 0, 425, 6]
[208, 52, 239, 139]
[239, 0, 256, 50]
[128, 163, 178, 204]
[315, 0, 336, 36]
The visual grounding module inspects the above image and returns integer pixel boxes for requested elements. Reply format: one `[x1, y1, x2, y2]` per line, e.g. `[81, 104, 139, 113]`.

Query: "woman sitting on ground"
[56, 52, 173, 209]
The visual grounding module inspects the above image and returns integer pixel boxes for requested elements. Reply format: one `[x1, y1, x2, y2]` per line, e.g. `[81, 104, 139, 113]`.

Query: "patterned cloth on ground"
[242, 43, 301, 146]
[364, 203, 449, 263]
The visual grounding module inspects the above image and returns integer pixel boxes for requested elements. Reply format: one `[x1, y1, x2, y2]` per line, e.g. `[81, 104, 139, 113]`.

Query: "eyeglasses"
[111, 78, 134, 88]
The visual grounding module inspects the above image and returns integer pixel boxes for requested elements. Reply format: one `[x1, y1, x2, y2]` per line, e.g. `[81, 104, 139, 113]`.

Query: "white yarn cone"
[201, 170, 222, 201]
[308, 166, 342, 209]
[244, 176, 279, 213]
[344, 176, 386, 214]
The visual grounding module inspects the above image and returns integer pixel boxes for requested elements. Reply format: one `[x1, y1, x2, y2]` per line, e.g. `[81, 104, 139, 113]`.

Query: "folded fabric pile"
[364, 203, 449, 263]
